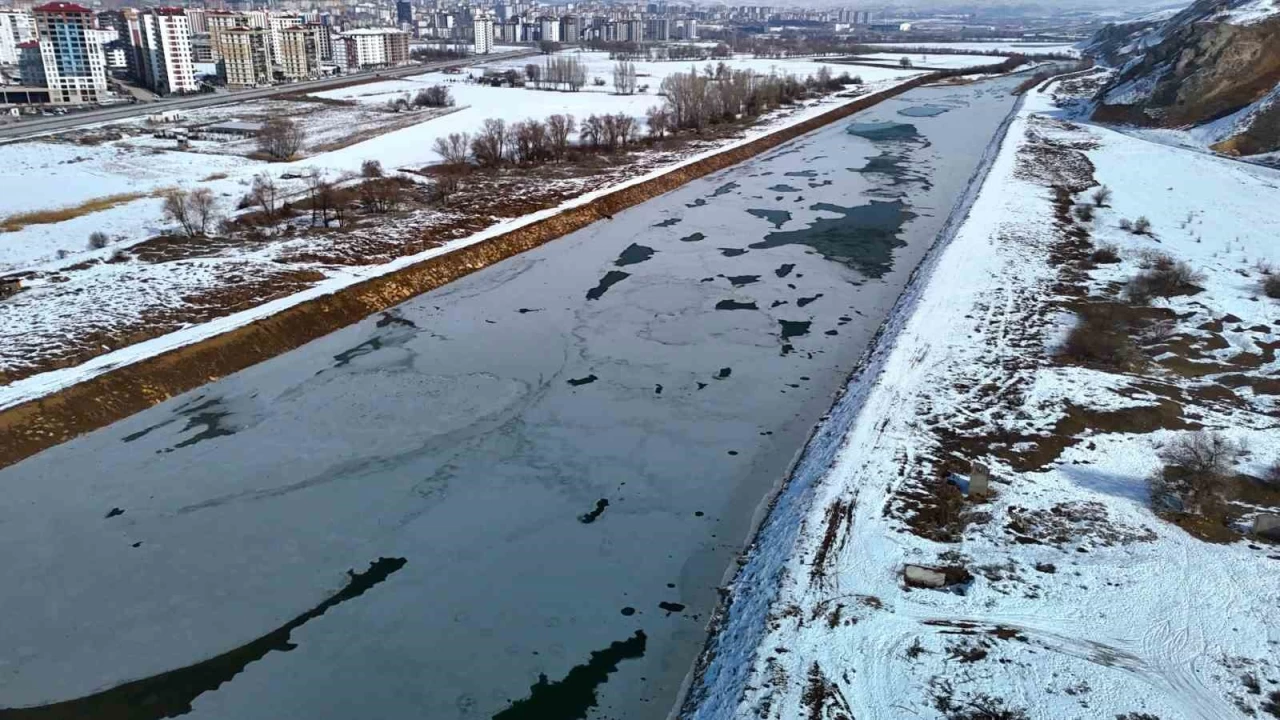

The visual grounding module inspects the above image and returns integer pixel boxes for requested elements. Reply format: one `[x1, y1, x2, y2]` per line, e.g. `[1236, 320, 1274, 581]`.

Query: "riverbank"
[681, 69, 1280, 720]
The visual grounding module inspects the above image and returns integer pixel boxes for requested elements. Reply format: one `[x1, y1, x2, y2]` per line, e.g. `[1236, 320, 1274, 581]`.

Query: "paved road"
[0, 50, 537, 141]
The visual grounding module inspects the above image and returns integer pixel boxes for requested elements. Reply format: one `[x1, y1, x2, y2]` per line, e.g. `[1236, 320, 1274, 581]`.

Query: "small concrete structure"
[969, 460, 990, 498]
[903, 564, 948, 589]
[1255, 513, 1280, 541]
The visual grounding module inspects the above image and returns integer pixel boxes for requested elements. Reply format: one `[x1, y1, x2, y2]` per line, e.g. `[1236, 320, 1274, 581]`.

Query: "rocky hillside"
[1090, 0, 1280, 155]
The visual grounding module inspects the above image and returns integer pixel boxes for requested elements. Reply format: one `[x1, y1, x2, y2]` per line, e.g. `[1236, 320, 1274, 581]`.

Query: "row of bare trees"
[433, 113, 580, 169]
[612, 61, 638, 95]
[526, 55, 588, 91]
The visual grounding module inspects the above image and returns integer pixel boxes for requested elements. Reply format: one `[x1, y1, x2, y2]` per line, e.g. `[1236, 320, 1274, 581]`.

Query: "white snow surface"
[846, 52, 1011, 69]
[863, 41, 1081, 58]
[686, 77, 1280, 720]
[1214, 0, 1280, 25]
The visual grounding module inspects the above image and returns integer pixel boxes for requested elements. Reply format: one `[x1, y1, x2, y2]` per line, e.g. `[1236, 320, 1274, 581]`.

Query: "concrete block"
[969, 460, 990, 498]
[1255, 513, 1280, 540]
[903, 564, 948, 589]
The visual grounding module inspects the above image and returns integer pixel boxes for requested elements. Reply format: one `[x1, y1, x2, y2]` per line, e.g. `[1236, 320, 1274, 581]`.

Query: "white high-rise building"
[538, 16, 560, 42]
[33, 2, 107, 105]
[139, 8, 196, 95]
[0, 9, 35, 65]
[334, 28, 407, 70]
[472, 13, 493, 55]
[267, 14, 301, 66]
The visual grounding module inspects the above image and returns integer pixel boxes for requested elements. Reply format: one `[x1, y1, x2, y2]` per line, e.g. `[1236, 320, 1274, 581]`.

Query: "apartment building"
[139, 8, 195, 95]
[17, 40, 43, 85]
[472, 13, 493, 55]
[0, 9, 35, 65]
[33, 2, 107, 105]
[334, 27, 406, 71]
[267, 14, 300, 66]
[218, 25, 269, 88]
[278, 24, 318, 79]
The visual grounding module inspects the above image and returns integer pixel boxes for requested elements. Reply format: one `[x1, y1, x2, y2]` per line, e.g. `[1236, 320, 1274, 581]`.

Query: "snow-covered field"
[866, 41, 1081, 57]
[686, 75, 1280, 720]
[847, 52, 1011, 69]
[0, 68, 929, 412]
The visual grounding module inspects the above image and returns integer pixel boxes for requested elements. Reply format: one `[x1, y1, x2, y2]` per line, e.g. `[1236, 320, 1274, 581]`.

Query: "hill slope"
[1091, 0, 1280, 155]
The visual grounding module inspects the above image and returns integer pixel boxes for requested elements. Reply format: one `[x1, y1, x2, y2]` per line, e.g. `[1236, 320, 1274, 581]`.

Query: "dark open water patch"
[709, 182, 739, 197]
[898, 104, 950, 117]
[680, 232, 705, 243]
[586, 271, 630, 301]
[493, 630, 647, 720]
[846, 120, 920, 141]
[157, 398, 236, 453]
[686, 198, 707, 208]
[747, 208, 792, 229]
[652, 218, 682, 228]
[775, 263, 795, 278]
[767, 184, 800, 192]
[716, 300, 758, 311]
[615, 243, 656, 267]
[796, 294, 824, 308]
[0, 558, 408, 720]
[658, 602, 686, 614]
[716, 368, 732, 379]
[578, 499, 610, 524]
[779, 320, 811, 340]
[567, 375, 598, 387]
[783, 170, 818, 178]
[725, 275, 760, 287]
[719, 248, 748, 258]
[749, 200, 913, 279]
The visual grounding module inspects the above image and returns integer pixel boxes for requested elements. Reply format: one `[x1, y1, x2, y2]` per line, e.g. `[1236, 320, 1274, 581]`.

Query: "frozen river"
[0, 74, 1025, 720]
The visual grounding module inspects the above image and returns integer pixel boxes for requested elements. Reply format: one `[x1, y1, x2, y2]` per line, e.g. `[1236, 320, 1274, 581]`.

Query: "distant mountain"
[1089, 0, 1280, 155]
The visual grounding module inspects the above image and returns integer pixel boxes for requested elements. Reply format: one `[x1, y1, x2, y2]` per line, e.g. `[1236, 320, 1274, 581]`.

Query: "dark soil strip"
[493, 631, 647, 720]
[0, 558, 407, 720]
[0, 70, 963, 473]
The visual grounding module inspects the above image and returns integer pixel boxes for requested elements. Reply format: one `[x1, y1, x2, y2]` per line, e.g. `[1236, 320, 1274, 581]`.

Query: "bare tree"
[361, 159, 384, 178]
[433, 132, 471, 167]
[189, 188, 219, 235]
[1153, 431, 1242, 515]
[162, 188, 195, 236]
[249, 173, 279, 219]
[413, 85, 453, 108]
[305, 172, 333, 226]
[509, 119, 550, 165]
[646, 106, 670, 139]
[258, 117, 305, 160]
[88, 231, 111, 249]
[546, 113, 575, 160]
[471, 118, 509, 168]
[525, 63, 541, 87]
[580, 114, 603, 150]
[359, 178, 402, 213]
[612, 60, 637, 95]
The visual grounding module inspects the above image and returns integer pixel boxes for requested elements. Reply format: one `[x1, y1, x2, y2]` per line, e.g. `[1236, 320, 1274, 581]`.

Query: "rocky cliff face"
[1091, 0, 1280, 155]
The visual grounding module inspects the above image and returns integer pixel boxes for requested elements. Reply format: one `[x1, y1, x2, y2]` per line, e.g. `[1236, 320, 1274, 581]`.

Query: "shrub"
[1152, 431, 1241, 515]
[413, 85, 453, 108]
[1118, 218, 1133, 232]
[1061, 305, 1141, 369]
[360, 159, 383, 178]
[1133, 216, 1152, 235]
[1074, 204, 1095, 222]
[88, 231, 110, 249]
[1264, 461, 1280, 489]
[1089, 243, 1120, 263]
[1263, 274, 1280, 299]
[1127, 261, 1204, 301]
[1092, 186, 1112, 207]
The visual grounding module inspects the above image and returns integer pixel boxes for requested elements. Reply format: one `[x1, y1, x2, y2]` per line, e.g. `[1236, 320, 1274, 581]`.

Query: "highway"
[0, 49, 538, 142]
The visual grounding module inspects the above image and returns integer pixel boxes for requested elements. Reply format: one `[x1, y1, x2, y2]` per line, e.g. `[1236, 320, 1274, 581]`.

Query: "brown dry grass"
[0, 191, 153, 233]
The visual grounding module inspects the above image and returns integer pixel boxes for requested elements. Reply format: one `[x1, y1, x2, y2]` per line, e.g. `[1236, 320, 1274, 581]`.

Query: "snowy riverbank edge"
[677, 82, 1029, 719]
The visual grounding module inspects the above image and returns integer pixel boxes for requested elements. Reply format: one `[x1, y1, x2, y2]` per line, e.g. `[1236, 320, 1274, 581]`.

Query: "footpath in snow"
[685, 72, 1280, 720]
